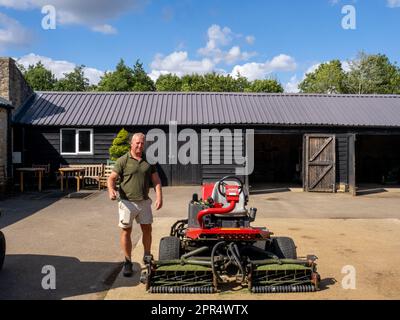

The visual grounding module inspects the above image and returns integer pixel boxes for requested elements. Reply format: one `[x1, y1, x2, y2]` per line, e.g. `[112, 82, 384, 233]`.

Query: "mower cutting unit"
[141, 176, 320, 294]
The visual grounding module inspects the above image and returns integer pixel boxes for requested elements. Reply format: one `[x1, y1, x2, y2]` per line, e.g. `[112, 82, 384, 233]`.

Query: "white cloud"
[305, 63, 321, 75]
[0, 0, 147, 33]
[17, 53, 104, 84]
[149, 25, 295, 83]
[91, 24, 117, 35]
[231, 54, 297, 81]
[341, 60, 351, 72]
[387, 0, 400, 8]
[0, 12, 32, 51]
[245, 35, 255, 45]
[0, 0, 33, 9]
[198, 24, 256, 65]
[149, 51, 215, 80]
[199, 24, 233, 54]
[284, 75, 301, 93]
[284, 62, 322, 93]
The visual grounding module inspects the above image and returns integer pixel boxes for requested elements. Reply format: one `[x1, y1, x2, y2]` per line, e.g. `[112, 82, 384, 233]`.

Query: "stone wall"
[0, 57, 33, 191]
[0, 57, 33, 115]
[0, 108, 7, 191]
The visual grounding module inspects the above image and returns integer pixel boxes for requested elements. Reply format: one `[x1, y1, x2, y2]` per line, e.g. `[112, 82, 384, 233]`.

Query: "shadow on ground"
[0, 190, 101, 228]
[0, 254, 141, 300]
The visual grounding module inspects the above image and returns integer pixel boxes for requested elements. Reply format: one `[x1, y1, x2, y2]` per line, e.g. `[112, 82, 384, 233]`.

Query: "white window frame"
[60, 128, 94, 155]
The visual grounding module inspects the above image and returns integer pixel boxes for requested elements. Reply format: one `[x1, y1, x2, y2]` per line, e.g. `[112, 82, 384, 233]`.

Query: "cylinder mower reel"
[142, 176, 320, 294]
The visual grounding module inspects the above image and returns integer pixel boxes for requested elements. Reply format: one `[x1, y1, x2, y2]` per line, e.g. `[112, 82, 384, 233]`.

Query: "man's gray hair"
[131, 132, 145, 142]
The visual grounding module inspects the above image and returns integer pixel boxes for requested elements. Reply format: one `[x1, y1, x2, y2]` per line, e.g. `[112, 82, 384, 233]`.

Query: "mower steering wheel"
[217, 176, 244, 197]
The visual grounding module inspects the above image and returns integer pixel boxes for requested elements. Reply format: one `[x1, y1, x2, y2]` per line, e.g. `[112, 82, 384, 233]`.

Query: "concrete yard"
[0, 186, 399, 300]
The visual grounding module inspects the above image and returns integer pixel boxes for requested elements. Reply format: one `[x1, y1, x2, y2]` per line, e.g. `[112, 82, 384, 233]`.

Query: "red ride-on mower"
[141, 176, 320, 294]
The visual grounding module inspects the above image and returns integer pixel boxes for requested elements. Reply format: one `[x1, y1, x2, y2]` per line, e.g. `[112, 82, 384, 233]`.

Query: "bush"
[109, 128, 130, 161]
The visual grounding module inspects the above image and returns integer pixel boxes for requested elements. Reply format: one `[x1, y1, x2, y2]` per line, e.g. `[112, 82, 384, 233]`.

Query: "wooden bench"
[60, 164, 104, 190]
[100, 165, 114, 189]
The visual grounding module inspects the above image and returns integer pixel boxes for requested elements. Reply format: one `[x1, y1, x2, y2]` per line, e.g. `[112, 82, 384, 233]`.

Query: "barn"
[11, 91, 400, 194]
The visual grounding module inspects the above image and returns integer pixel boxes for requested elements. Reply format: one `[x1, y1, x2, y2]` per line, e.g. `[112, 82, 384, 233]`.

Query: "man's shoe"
[123, 259, 133, 277]
[143, 254, 153, 265]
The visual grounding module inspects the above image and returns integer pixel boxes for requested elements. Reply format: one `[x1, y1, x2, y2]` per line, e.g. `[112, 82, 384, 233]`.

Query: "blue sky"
[0, 0, 399, 91]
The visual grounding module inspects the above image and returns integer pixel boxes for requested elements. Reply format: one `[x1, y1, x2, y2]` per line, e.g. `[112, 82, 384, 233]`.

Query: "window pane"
[62, 130, 76, 153]
[79, 131, 91, 152]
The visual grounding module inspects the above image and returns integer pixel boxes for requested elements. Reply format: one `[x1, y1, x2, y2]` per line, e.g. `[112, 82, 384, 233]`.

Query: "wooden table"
[16, 168, 45, 192]
[58, 167, 85, 192]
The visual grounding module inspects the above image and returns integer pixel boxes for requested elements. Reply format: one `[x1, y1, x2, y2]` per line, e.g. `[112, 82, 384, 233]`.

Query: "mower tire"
[271, 237, 297, 259]
[0, 231, 5, 271]
[159, 236, 181, 260]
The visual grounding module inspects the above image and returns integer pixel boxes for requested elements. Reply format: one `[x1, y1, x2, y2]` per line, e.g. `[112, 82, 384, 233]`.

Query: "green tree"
[391, 70, 400, 94]
[180, 73, 250, 92]
[97, 59, 134, 91]
[181, 74, 209, 91]
[87, 84, 99, 91]
[299, 60, 347, 94]
[246, 79, 284, 93]
[23, 61, 56, 91]
[203, 73, 242, 92]
[345, 52, 400, 94]
[132, 60, 156, 91]
[54, 66, 89, 91]
[156, 74, 183, 91]
[109, 128, 131, 161]
[234, 73, 251, 92]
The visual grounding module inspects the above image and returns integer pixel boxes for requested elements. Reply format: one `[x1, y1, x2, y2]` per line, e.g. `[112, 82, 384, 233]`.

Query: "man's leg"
[140, 224, 152, 256]
[120, 227, 132, 260]
[120, 227, 134, 277]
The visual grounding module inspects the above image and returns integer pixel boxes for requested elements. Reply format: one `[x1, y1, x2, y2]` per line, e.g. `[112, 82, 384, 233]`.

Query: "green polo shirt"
[112, 152, 157, 201]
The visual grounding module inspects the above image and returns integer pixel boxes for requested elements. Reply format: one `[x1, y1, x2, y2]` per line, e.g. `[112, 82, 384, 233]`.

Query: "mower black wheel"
[270, 237, 297, 259]
[159, 236, 181, 260]
[0, 231, 5, 271]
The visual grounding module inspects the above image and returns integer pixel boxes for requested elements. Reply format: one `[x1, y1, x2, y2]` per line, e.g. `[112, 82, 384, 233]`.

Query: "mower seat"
[211, 180, 249, 216]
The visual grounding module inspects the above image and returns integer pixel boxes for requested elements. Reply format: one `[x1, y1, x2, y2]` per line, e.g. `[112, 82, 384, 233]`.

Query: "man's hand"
[155, 197, 163, 210]
[109, 189, 117, 201]
[151, 172, 163, 210]
[107, 171, 119, 201]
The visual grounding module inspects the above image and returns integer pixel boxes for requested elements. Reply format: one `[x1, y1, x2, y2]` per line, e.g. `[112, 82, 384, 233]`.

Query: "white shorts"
[118, 198, 153, 228]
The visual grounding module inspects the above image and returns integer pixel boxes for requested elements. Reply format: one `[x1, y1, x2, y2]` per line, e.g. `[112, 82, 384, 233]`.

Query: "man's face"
[131, 136, 145, 155]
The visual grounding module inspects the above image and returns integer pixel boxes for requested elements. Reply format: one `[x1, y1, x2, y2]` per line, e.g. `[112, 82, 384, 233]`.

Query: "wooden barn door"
[304, 134, 336, 192]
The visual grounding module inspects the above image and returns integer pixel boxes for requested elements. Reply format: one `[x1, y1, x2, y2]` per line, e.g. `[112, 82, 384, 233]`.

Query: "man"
[108, 132, 162, 277]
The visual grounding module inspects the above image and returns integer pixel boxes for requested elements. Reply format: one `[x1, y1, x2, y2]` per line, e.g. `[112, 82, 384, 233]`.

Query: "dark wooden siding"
[21, 126, 201, 186]
[19, 124, 400, 190]
[336, 134, 350, 185]
[201, 130, 246, 183]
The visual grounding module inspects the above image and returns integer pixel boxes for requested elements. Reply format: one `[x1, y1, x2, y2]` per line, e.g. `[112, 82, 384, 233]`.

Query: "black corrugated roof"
[13, 91, 400, 128]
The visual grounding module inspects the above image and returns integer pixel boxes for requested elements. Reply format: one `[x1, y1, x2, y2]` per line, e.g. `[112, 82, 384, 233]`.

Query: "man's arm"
[107, 171, 119, 200]
[151, 172, 163, 210]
